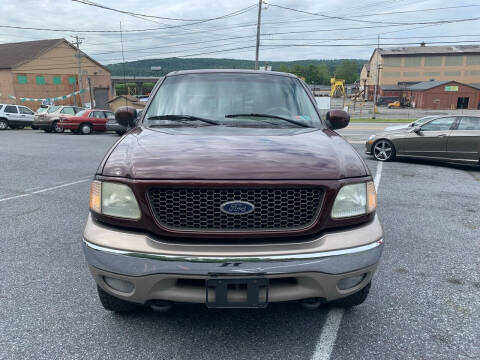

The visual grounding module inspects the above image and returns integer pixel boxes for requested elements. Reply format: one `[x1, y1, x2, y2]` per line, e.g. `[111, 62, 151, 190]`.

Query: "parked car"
[31, 106, 50, 130]
[383, 115, 438, 131]
[32, 105, 83, 133]
[106, 109, 142, 135]
[59, 109, 115, 135]
[0, 104, 35, 130]
[366, 115, 480, 163]
[83, 69, 383, 313]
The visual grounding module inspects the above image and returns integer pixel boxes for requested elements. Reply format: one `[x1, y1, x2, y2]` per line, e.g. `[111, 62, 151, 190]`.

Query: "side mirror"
[326, 110, 350, 130]
[412, 126, 422, 133]
[115, 106, 137, 128]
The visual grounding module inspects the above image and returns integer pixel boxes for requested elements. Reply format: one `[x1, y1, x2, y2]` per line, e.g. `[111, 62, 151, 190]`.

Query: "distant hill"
[107, 57, 367, 78]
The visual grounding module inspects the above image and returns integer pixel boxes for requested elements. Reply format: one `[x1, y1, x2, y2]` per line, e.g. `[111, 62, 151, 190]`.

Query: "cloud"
[0, 0, 477, 64]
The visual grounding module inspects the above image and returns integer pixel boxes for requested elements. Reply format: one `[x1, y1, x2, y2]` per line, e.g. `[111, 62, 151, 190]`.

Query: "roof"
[379, 44, 480, 57]
[166, 69, 298, 78]
[0, 38, 110, 73]
[407, 80, 480, 92]
[0, 38, 64, 69]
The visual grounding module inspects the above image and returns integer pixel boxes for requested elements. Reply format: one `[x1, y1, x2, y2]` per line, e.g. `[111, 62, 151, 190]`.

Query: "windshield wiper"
[225, 113, 311, 128]
[147, 115, 219, 125]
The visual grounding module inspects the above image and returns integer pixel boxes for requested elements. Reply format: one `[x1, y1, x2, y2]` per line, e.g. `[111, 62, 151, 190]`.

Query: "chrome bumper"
[83, 237, 383, 277]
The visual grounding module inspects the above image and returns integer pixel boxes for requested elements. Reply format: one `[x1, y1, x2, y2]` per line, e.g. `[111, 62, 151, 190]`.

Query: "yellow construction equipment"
[330, 76, 346, 98]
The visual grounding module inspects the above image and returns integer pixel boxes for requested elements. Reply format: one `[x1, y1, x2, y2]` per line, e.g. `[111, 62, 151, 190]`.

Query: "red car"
[59, 109, 115, 134]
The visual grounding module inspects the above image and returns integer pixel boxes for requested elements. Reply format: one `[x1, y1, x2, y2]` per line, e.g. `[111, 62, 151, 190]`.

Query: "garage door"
[94, 88, 109, 109]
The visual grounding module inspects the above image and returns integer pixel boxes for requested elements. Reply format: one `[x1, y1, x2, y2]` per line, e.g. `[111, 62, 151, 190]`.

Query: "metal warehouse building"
[0, 38, 111, 109]
[360, 44, 480, 101]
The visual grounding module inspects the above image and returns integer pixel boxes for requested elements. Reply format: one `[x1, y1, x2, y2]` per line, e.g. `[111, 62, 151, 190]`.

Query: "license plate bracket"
[206, 277, 268, 308]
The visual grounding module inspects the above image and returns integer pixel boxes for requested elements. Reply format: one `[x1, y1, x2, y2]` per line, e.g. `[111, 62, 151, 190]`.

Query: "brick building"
[0, 38, 111, 109]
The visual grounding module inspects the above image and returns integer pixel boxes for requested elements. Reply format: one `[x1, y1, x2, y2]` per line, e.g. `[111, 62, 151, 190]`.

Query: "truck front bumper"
[83, 215, 384, 304]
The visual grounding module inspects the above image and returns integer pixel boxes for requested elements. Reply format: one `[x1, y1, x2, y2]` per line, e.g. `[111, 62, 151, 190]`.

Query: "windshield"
[47, 105, 60, 113]
[76, 110, 88, 117]
[36, 107, 48, 114]
[413, 116, 436, 126]
[144, 73, 321, 128]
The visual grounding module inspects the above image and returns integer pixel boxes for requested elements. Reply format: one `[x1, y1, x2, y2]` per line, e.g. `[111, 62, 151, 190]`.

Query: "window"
[457, 117, 480, 130]
[68, 77, 76, 85]
[36, 76, 46, 85]
[105, 112, 115, 119]
[76, 110, 88, 117]
[90, 111, 105, 118]
[0, 105, 3, 110]
[74, 107, 83, 114]
[444, 71, 461, 77]
[4, 105, 18, 113]
[424, 56, 442, 67]
[465, 70, 480, 76]
[403, 72, 419, 77]
[17, 75, 28, 84]
[53, 76, 62, 85]
[383, 72, 400, 78]
[421, 117, 455, 131]
[47, 105, 60, 113]
[383, 57, 402, 67]
[423, 71, 440, 77]
[60, 107, 76, 115]
[445, 56, 463, 66]
[404, 57, 421, 67]
[19, 107, 34, 115]
[466, 55, 480, 66]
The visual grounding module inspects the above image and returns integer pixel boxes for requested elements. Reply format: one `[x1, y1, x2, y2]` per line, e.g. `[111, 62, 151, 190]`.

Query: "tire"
[332, 282, 371, 308]
[51, 121, 64, 133]
[97, 286, 138, 313]
[372, 139, 396, 162]
[116, 131, 126, 136]
[79, 123, 92, 135]
[0, 118, 8, 130]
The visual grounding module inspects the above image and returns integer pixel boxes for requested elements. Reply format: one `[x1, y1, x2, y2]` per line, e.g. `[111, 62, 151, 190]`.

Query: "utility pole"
[72, 35, 84, 106]
[373, 35, 381, 118]
[255, 0, 263, 70]
[120, 21, 128, 106]
[87, 77, 94, 109]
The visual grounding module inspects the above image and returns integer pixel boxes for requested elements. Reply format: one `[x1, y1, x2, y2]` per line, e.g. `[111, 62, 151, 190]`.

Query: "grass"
[351, 118, 412, 123]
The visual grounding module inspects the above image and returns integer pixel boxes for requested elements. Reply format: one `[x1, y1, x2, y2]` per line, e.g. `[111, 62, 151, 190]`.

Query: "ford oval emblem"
[220, 201, 255, 215]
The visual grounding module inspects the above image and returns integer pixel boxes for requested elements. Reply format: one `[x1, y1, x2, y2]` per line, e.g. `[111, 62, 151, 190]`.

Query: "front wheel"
[0, 119, 8, 130]
[97, 286, 138, 313]
[373, 139, 395, 161]
[80, 123, 92, 135]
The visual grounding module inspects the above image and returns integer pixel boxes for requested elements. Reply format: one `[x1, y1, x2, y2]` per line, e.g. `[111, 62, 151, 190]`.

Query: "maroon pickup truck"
[83, 69, 383, 312]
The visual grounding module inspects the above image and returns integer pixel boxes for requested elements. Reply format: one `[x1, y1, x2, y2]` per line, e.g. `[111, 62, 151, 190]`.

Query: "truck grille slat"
[147, 187, 323, 232]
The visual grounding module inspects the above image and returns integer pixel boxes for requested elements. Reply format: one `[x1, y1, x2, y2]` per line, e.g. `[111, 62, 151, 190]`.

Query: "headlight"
[367, 135, 376, 144]
[331, 181, 376, 219]
[89, 180, 141, 220]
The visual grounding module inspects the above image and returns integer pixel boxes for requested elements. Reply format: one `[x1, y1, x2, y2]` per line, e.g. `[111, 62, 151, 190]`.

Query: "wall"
[379, 54, 480, 86]
[12, 41, 111, 109]
[0, 70, 16, 104]
[411, 83, 480, 109]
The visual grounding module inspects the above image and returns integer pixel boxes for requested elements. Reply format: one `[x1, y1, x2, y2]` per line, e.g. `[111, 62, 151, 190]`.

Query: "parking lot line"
[0, 177, 91, 203]
[311, 160, 384, 360]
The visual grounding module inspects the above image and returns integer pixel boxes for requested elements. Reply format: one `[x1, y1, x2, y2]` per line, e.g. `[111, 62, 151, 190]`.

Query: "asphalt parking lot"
[1, 128, 479, 360]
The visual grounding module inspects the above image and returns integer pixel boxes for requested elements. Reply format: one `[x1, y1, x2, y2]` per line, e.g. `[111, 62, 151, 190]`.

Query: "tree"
[335, 60, 359, 84]
[277, 64, 290, 73]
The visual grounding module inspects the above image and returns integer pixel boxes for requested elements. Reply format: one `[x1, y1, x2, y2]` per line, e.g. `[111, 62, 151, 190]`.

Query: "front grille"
[147, 187, 323, 232]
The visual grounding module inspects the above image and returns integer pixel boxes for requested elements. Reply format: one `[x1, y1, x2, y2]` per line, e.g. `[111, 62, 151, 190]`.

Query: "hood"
[384, 124, 412, 131]
[101, 126, 368, 180]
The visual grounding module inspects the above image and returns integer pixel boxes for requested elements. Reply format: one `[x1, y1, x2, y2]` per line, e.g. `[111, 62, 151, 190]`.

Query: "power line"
[72, 0, 257, 22]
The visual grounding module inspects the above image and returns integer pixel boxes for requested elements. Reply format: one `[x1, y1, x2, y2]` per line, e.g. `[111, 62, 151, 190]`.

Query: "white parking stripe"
[0, 178, 90, 203]
[311, 308, 345, 360]
[310, 161, 384, 360]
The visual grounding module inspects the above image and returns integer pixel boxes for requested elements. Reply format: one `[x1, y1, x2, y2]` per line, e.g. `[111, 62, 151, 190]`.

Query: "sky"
[1, 0, 479, 65]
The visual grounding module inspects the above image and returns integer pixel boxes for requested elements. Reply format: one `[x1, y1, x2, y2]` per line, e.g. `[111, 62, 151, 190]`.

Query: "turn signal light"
[367, 181, 377, 213]
[89, 180, 101, 213]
